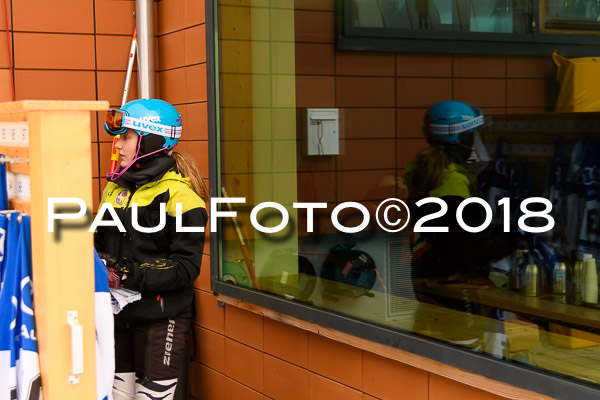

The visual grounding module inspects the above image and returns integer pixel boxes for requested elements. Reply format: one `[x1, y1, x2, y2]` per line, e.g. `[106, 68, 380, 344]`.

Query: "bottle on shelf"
[582, 254, 598, 305]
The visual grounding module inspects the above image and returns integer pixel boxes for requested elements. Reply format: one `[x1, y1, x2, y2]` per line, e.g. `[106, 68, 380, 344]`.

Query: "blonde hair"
[405, 144, 477, 201]
[168, 150, 209, 204]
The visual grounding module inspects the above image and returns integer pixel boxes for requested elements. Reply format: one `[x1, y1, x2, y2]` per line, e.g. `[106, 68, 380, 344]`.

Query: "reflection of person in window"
[403, 101, 516, 286]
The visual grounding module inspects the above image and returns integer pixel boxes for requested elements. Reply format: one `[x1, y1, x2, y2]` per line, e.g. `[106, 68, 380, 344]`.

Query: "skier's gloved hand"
[98, 253, 138, 289]
[113, 257, 138, 290]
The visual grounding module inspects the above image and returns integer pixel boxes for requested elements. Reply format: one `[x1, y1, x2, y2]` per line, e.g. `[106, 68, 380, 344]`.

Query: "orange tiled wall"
[191, 298, 515, 400]
[0, 0, 208, 212]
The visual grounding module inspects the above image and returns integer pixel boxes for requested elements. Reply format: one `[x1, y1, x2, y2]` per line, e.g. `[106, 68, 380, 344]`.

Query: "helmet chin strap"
[107, 134, 169, 181]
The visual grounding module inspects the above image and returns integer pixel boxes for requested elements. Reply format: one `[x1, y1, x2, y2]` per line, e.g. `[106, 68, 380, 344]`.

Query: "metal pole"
[135, 0, 155, 99]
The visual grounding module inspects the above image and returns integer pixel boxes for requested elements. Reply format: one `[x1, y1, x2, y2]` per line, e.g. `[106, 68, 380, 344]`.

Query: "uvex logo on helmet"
[140, 116, 161, 123]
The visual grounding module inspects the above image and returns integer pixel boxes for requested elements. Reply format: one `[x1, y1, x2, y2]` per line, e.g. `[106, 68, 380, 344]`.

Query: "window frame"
[336, 0, 600, 56]
[206, 1, 600, 398]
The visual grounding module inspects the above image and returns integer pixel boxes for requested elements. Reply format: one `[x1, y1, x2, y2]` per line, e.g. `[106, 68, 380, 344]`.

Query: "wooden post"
[0, 100, 108, 399]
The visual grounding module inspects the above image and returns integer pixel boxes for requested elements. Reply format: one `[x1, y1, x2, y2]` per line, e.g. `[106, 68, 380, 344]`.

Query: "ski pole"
[109, 27, 137, 175]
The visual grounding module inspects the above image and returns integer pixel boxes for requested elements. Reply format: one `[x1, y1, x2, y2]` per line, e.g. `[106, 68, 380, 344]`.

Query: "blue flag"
[0, 214, 42, 399]
[94, 251, 113, 400]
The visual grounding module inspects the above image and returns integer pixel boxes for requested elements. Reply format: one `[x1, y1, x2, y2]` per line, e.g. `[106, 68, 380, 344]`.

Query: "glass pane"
[544, 0, 600, 30]
[352, 0, 530, 34]
[215, 0, 600, 390]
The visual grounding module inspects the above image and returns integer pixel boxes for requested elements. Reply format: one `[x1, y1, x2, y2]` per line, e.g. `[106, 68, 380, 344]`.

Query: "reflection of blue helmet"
[423, 100, 484, 145]
[104, 99, 182, 150]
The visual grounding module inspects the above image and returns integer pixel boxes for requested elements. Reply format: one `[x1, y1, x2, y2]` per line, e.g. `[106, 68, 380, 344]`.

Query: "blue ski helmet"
[423, 100, 484, 145]
[104, 98, 182, 151]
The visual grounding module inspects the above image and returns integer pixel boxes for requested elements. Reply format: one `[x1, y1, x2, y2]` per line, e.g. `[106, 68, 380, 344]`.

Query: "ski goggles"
[105, 109, 182, 138]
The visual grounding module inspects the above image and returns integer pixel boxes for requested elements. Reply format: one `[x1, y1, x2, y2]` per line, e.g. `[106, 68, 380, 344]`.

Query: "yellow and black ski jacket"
[95, 161, 208, 322]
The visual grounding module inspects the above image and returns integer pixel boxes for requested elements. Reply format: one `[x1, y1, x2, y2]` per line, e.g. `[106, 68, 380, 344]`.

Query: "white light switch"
[306, 108, 339, 156]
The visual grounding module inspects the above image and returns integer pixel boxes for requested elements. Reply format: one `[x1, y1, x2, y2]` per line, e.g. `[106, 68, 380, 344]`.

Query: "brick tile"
[98, 142, 113, 179]
[507, 56, 555, 78]
[397, 108, 427, 139]
[14, 33, 95, 70]
[218, 5, 255, 41]
[296, 76, 335, 108]
[184, 0, 205, 26]
[95, 0, 136, 35]
[507, 78, 554, 108]
[297, 172, 337, 204]
[97, 71, 140, 108]
[96, 35, 137, 71]
[220, 108, 254, 141]
[194, 289, 225, 334]
[309, 373, 362, 400]
[337, 169, 396, 203]
[429, 375, 506, 400]
[295, 10, 334, 43]
[90, 142, 99, 179]
[337, 139, 395, 171]
[159, 30, 186, 71]
[158, 0, 185, 35]
[225, 377, 263, 400]
[396, 138, 428, 169]
[363, 352, 428, 400]
[344, 108, 395, 139]
[336, 77, 395, 107]
[225, 338, 264, 392]
[185, 25, 206, 65]
[263, 318, 309, 368]
[0, 70, 11, 101]
[264, 354, 309, 400]
[295, 43, 335, 75]
[194, 326, 225, 372]
[159, 68, 187, 105]
[308, 333, 362, 390]
[220, 40, 253, 74]
[194, 254, 212, 291]
[13, 0, 93, 33]
[225, 305, 264, 350]
[92, 178, 101, 212]
[15, 70, 96, 101]
[397, 54, 452, 77]
[453, 55, 506, 78]
[0, 34, 12, 69]
[297, 141, 336, 171]
[178, 102, 207, 141]
[190, 362, 225, 400]
[396, 78, 452, 107]
[271, 8, 295, 42]
[454, 79, 506, 108]
[0, 4, 10, 30]
[185, 64, 208, 102]
[336, 52, 395, 76]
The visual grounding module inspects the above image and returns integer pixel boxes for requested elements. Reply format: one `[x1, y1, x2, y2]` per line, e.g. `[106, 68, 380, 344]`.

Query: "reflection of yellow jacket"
[404, 162, 471, 200]
[428, 163, 471, 199]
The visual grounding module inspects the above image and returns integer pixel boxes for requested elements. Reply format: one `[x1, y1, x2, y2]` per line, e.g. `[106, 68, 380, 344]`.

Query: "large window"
[339, 0, 600, 55]
[209, 1, 600, 398]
